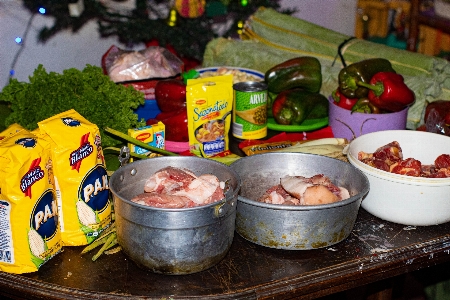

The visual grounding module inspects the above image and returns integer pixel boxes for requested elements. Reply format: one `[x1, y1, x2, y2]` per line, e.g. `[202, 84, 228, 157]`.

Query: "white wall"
[280, 0, 357, 36]
[0, 0, 357, 91]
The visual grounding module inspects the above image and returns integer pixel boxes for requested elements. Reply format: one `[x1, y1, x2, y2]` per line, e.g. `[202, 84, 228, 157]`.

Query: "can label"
[233, 82, 268, 139]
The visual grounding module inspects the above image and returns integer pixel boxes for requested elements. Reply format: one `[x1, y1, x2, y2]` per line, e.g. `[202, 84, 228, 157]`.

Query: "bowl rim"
[328, 97, 409, 116]
[196, 66, 265, 79]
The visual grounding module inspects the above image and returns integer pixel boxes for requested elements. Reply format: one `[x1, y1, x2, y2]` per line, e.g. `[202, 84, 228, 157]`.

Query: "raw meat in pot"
[144, 166, 196, 194]
[258, 184, 300, 205]
[173, 174, 224, 205]
[133, 166, 225, 208]
[258, 174, 350, 206]
[132, 192, 194, 208]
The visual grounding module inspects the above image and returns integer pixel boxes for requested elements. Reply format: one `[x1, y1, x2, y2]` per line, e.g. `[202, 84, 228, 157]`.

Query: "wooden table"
[1, 208, 450, 300]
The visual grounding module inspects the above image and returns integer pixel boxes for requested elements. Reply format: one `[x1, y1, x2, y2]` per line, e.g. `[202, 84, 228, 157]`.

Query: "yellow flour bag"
[0, 123, 25, 141]
[186, 74, 233, 157]
[0, 130, 62, 274]
[37, 109, 112, 246]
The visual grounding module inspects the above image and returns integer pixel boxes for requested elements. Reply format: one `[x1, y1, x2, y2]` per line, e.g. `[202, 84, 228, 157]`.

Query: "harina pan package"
[37, 109, 112, 246]
[0, 128, 62, 274]
[0, 123, 25, 141]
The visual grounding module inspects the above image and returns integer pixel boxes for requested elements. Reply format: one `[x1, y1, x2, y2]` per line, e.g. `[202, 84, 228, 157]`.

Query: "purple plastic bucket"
[328, 98, 408, 140]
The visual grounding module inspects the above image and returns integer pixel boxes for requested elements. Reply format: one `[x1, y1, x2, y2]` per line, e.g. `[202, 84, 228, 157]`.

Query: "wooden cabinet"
[407, 0, 450, 52]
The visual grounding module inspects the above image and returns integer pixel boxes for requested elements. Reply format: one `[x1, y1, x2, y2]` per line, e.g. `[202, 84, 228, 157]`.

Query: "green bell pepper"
[338, 58, 396, 99]
[272, 88, 328, 125]
[265, 57, 322, 94]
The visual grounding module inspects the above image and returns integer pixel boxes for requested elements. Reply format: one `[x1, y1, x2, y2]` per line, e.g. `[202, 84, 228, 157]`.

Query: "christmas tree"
[22, 0, 291, 62]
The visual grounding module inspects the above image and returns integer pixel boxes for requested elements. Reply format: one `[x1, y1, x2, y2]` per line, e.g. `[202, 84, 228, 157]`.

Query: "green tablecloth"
[203, 7, 450, 129]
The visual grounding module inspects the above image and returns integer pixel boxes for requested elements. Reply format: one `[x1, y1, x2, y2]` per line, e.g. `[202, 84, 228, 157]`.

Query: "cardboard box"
[128, 122, 165, 160]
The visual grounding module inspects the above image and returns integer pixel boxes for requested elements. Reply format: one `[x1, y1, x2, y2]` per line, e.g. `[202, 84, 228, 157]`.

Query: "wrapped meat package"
[102, 45, 184, 83]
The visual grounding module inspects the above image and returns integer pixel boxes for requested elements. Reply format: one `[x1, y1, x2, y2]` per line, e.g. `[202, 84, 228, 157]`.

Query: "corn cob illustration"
[28, 229, 45, 258]
[76, 200, 97, 226]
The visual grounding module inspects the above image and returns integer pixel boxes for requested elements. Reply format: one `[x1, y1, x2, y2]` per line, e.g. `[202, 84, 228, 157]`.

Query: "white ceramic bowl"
[346, 130, 450, 226]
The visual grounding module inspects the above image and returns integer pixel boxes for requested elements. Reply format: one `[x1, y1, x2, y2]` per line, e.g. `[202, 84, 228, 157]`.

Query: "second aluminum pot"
[109, 156, 240, 275]
[230, 152, 369, 250]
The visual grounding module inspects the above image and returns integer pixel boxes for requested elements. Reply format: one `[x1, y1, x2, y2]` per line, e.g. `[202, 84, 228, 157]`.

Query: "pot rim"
[109, 156, 241, 212]
[230, 152, 370, 211]
[237, 190, 367, 211]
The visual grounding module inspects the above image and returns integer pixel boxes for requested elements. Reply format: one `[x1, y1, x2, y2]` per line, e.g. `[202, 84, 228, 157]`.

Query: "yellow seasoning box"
[128, 122, 165, 161]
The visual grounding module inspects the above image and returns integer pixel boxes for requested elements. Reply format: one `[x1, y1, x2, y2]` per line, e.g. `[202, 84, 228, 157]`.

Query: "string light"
[6, 12, 36, 85]
[236, 20, 244, 35]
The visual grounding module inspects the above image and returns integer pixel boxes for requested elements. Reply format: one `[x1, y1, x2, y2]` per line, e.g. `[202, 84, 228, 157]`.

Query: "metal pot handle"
[118, 146, 130, 167]
[214, 201, 235, 218]
[213, 186, 237, 218]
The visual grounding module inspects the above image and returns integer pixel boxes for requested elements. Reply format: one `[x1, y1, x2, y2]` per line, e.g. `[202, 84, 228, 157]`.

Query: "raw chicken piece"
[257, 175, 349, 206]
[144, 166, 196, 194]
[258, 184, 299, 205]
[173, 174, 224, 205]
[133, 166, 225, 208]
[302, 185, 338, 205]
[105, 46, 184, 83]
[281, 174, 349, 205]
[132, 192, 194, 208]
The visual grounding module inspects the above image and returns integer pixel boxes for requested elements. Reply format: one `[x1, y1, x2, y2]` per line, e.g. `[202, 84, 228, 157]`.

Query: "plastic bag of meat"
[102, 45, 184, 83]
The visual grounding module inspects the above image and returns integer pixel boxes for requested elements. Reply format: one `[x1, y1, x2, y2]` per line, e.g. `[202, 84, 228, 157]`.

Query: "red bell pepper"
[155, 79, 186, 112]
[357, 72, 415, 112]
[152, 109, 188, 142]
[332, 89, 358, 110]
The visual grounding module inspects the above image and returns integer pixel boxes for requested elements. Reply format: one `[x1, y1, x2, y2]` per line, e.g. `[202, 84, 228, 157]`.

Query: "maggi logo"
[136, 132, 151, 141]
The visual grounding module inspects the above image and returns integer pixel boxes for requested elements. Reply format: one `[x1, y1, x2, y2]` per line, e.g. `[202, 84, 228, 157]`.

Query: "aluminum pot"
[230, 152, 369, 250]
[109, 156, 240, 275]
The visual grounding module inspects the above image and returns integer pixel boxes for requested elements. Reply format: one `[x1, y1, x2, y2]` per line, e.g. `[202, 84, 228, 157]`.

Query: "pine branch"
[21, 0, 288, 60]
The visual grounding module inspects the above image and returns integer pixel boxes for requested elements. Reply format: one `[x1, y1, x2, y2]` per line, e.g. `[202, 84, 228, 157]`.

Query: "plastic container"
[346, 130, 450, 226]
[134, 99, 161, 121]
[328, 98, 408, 140]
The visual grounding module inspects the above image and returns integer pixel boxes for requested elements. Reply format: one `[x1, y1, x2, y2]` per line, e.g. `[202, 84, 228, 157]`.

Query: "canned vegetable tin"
[233, 81, 268, 139]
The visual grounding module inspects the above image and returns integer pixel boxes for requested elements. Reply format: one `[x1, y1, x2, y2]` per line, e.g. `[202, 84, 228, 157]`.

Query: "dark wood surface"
[1, 208, 450, 300]
[2, 133, 450, 299]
